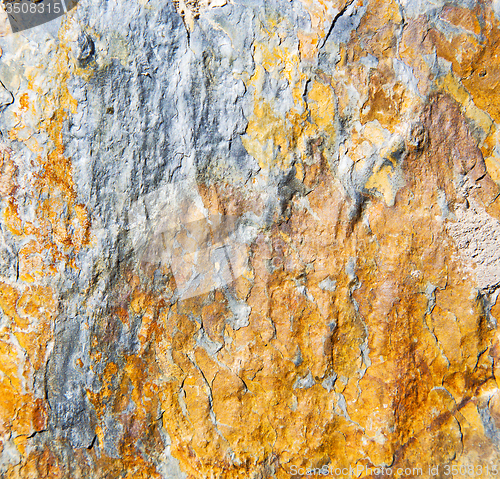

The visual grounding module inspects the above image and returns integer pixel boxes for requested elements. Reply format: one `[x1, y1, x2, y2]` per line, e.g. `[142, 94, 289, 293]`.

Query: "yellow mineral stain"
[437, 71, 494, 143]
[363, 121, 389, 147]
[0, 13, 95, 470]
[3, 200, 23, 236]
[307, 80, 336, 135]
[297, 31, 319, 61]
[486, 156, 500, 185]
[2, 1, 500, 477]
[242, 21, 338, 173]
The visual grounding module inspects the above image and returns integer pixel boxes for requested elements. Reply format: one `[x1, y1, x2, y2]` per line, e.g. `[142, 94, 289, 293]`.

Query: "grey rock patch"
[393, 58, 420, 97]
[319, 276, 337, 292]
[479, 403, 500, 446]
[437, 190, 456, 221]
[0, 438, 21, 473]
[359, 54, 378, 69]
[196, 328, 224, 356]
[292, 346, 303, 367]
[293, 370, 315, 389]
[226, 295, 251, 330]
[322, 374, 337, 392]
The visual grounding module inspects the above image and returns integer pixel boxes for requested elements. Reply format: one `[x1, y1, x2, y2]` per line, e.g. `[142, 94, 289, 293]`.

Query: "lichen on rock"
[0, 0, 500, 478]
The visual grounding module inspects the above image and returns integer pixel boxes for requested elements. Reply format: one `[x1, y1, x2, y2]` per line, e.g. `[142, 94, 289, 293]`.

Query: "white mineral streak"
[0, 8, 11, 37]
[447, 199, 500, 290]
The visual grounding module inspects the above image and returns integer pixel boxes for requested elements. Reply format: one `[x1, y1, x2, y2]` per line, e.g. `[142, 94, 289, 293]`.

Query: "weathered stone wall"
[0, 0, 500, 477]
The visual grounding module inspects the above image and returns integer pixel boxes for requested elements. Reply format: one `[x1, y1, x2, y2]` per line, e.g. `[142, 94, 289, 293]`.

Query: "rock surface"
[0, 0, 500, 477]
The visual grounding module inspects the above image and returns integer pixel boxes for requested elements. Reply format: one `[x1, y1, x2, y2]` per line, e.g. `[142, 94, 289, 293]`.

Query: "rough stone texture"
[0, 0, 500, 477]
